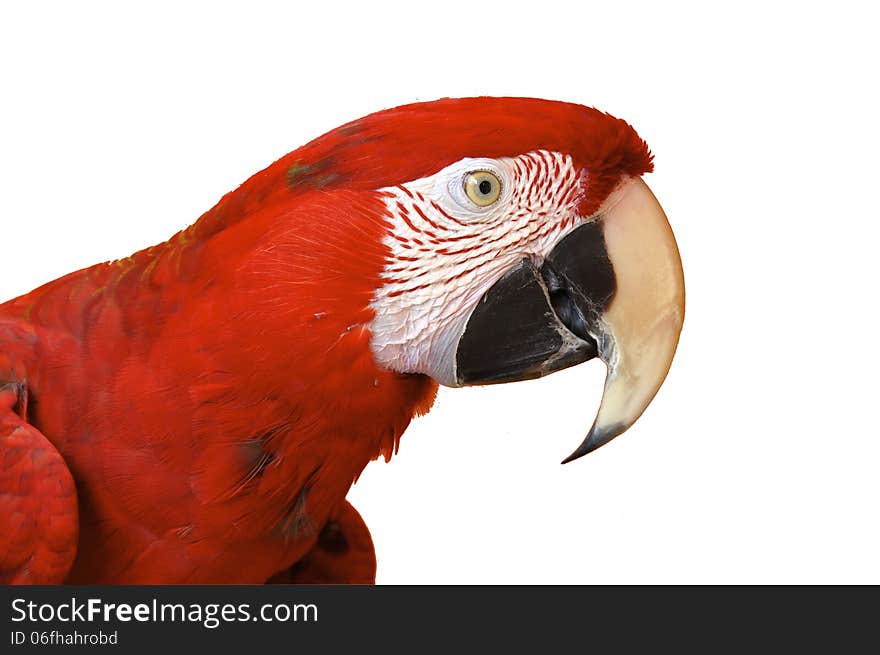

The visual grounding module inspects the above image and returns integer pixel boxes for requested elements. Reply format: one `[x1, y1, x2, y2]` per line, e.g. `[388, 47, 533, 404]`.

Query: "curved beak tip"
[561, 422, 626, 464]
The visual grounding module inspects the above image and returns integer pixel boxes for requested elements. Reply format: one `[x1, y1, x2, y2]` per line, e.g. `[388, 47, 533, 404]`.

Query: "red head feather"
[195, 97, 653, 238]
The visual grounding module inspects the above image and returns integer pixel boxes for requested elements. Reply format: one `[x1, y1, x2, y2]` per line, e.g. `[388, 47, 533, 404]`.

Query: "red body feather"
[0, 98, 650, 583]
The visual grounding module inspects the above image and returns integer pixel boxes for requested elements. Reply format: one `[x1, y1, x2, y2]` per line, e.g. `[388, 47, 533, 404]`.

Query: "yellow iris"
[463, 171, 502, 207]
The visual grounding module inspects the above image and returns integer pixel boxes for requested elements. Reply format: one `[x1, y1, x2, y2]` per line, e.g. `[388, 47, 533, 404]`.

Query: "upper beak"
[454, 176, 685, 461]
[560, 177, 685, 462]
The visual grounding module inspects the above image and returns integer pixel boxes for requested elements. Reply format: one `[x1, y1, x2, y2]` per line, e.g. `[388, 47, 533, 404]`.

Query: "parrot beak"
[454, 177, 684, 461]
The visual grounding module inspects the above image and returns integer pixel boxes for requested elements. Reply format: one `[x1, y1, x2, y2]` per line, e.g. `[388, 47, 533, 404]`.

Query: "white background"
[2, 2, 878, 583]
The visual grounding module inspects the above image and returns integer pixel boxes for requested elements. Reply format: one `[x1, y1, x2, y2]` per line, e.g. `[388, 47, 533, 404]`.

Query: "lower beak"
[454, 177, 685, 462]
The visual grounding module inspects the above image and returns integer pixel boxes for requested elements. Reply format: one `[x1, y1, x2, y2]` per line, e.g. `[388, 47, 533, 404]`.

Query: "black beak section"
[455, 221, 615, 386]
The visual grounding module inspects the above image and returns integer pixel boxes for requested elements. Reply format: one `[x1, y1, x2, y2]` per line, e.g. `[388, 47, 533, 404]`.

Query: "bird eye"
[463, 170, 502, 207]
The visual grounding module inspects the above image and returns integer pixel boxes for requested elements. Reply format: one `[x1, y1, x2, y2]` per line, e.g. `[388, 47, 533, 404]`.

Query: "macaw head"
[224, 97, 684, 461]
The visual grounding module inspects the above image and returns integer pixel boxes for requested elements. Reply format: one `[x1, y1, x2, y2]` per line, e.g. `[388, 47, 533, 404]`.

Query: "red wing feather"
[0, 386, 79, 584]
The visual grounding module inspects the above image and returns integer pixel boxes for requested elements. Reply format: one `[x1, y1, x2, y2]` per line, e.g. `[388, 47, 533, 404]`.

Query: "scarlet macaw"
[0, 98, 684, 583]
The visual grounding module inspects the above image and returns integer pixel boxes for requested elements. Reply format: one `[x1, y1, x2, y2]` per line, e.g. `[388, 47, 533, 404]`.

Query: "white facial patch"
[368, 150, 587, 386]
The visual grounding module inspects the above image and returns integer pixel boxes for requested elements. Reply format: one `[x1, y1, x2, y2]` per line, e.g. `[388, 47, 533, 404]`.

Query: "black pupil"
[478, 179, 493, 195]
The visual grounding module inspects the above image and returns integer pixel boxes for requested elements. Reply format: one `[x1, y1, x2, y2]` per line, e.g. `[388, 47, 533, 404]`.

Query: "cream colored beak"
[563, 177, 685, 462]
